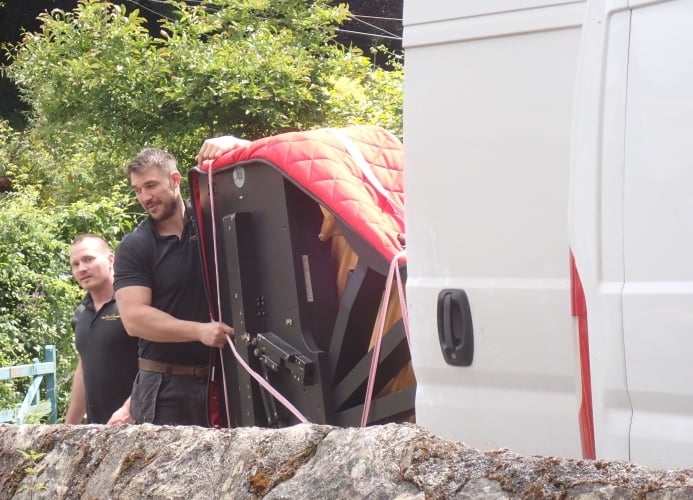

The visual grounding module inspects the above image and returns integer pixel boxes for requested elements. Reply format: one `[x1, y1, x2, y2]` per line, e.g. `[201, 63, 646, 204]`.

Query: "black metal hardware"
[254, 331, 315, 386]
[437, 289, 474, 366]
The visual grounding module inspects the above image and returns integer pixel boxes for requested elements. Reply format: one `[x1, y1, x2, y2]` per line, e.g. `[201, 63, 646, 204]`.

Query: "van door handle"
[437, 289, 474, 366]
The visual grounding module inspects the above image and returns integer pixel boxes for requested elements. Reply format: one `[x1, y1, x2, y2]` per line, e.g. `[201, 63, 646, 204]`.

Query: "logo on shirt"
[101, 314, 121, 321]
[189, 234, 198, 242]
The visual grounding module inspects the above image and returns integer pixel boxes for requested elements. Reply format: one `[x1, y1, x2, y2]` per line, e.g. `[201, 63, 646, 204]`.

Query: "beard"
[147, 195, 179, 222]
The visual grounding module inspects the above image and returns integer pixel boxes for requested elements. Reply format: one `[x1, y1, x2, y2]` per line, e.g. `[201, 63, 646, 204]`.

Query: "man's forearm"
[120, 304, 204, 343]
[65, 360, 86, 424]
[116, 287, 231, 348]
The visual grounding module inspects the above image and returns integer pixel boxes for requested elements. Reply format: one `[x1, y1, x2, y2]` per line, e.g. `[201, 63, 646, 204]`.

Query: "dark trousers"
[130, 370, 208, 426]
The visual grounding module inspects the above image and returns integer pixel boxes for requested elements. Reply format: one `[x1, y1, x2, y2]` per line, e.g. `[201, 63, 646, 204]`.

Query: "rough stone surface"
[1, 423, 692, 499]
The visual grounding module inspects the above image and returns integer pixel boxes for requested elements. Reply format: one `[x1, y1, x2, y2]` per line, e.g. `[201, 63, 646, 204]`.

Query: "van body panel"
[403, 3, 584, 48]
[571, 0, 693, 468]
[404, 0, 584, 29]
[405, 0, 693, 467]
[569, 3, 633, 461]
[404, 2, 584, 457]
[621, 0, 693, 467]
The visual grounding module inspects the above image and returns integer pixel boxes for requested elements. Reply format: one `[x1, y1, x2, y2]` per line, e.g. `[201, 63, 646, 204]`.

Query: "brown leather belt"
[138, 358, 209, 378]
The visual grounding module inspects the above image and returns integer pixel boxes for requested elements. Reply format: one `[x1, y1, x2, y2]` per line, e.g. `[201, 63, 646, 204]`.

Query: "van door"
[404, 1, 584, 457]
[573, 0, 693, 468]
[570, 0, 633, 462]
[621, 0, 693, 468]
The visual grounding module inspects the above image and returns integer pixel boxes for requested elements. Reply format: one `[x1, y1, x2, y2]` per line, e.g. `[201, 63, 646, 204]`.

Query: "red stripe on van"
[570, 251, 596, 459]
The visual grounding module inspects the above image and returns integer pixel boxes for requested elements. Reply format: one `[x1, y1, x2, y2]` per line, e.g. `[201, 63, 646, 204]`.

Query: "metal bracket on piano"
[253, 332, 315, 386]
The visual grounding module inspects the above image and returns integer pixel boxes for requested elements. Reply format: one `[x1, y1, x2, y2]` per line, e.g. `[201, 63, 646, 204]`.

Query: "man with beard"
[111, 146, 241, 426]
[65, 234, 138, 424]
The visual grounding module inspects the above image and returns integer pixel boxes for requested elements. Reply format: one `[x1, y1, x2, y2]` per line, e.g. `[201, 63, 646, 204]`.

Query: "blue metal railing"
[0, 345, 57, 424]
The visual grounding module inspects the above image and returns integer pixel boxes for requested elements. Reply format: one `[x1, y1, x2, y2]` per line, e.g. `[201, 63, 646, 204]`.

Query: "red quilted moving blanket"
[198, 125, 405, 265]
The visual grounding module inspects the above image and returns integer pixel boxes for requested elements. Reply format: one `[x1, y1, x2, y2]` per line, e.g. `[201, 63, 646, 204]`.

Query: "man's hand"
[108, 402, 134, 425]
[196, 136, 250, 165]
[197, 321, 234, 348]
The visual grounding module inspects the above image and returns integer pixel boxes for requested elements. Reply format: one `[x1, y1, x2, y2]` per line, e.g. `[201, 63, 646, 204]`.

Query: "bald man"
[65, 234, 138, 424]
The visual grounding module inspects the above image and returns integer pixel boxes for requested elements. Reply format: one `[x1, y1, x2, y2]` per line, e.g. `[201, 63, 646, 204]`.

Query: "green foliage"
[17, 449, 47, 497]
[323, 46, 403, 136]
[0, 188, 137, 416]
[0, 189, 75, 359]
[0, 189, 75, 411]
[4, 0, 402, 190]
[20, 400, 54, 425]
[0, 0, 402, 420]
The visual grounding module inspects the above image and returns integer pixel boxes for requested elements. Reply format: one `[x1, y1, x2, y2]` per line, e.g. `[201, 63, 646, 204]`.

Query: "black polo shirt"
[113, 202, 211, 366]
[73, 294, 139, 424]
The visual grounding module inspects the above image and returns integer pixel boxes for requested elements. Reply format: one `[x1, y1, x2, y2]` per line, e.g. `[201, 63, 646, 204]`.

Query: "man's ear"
[170, 171, 182, 187]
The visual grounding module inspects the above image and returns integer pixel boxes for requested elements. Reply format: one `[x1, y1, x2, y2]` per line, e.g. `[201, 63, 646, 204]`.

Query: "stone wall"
[1, 423, 692, 499]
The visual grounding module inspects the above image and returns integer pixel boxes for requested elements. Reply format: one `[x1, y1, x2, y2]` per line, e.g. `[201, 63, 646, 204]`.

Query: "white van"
[403, 0, 693, 469]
